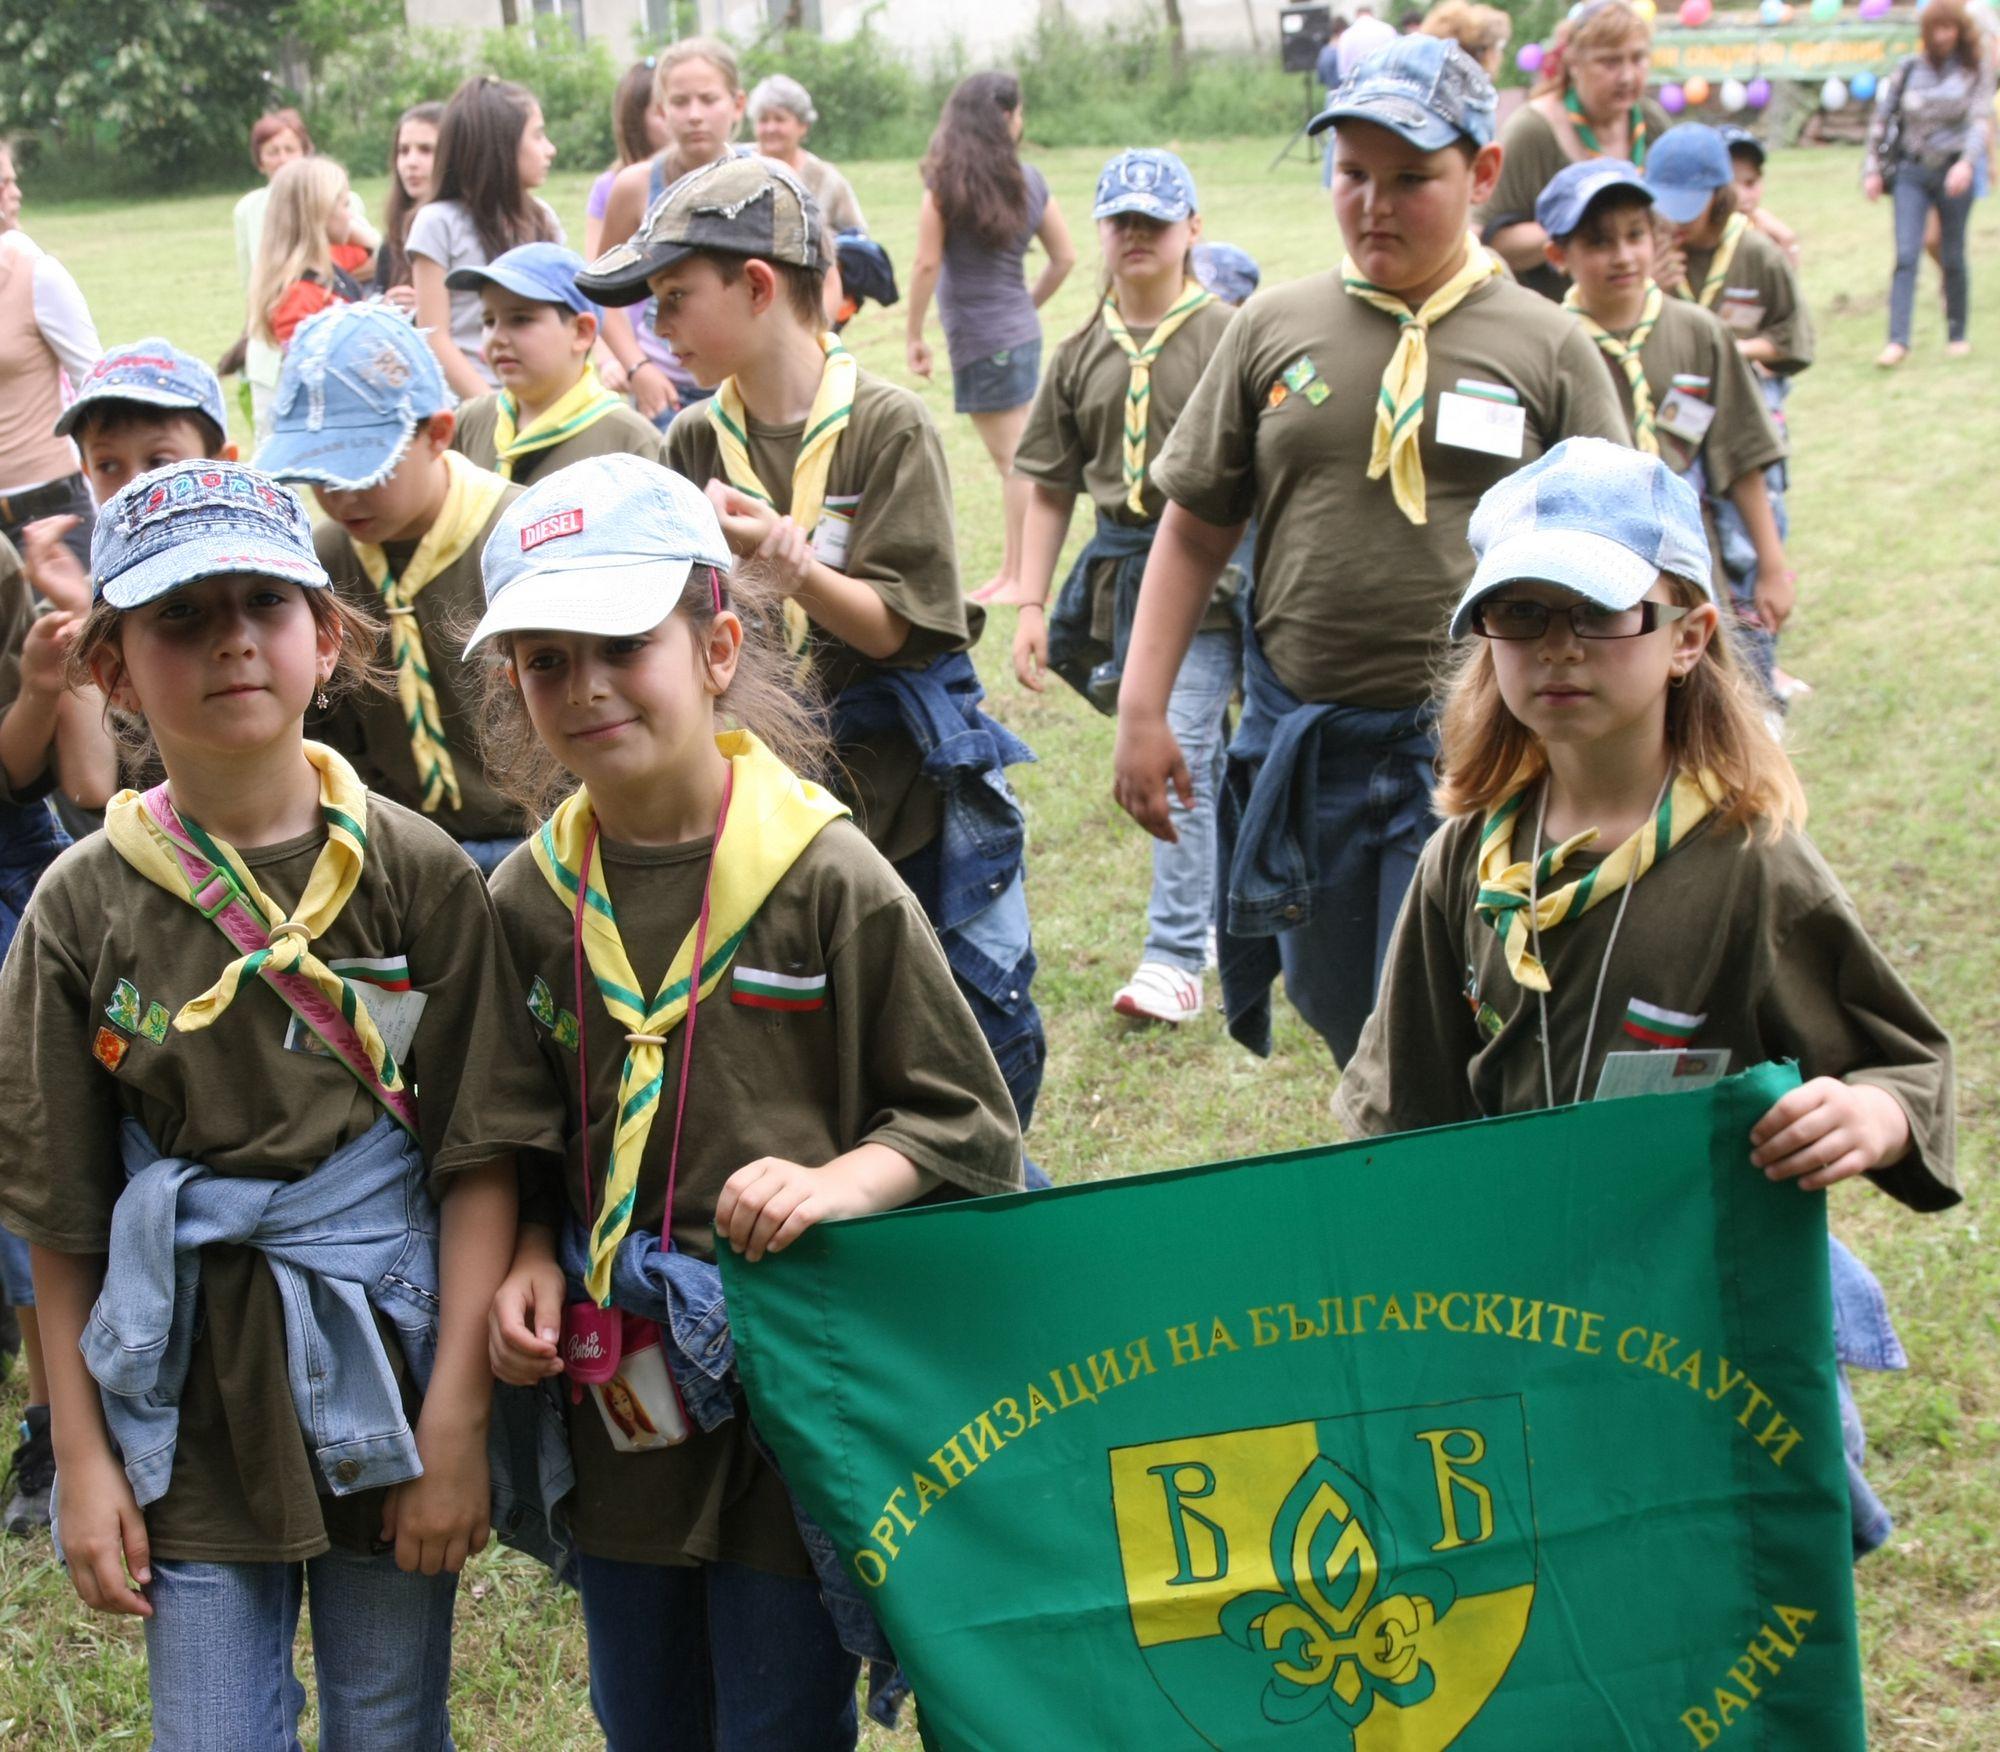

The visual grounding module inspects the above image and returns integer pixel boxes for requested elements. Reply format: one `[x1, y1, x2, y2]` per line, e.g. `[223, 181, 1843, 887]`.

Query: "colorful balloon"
[1661, 83, 1689, 113]
[1678, 0, 1714, 22]
[1517, 41, 1547, 73]
[1810, 0, 1841, 18]
[1759, 0, 1786, 19]
[1746, 77, 1774, 107]
[1632, 0, 1658, 18]
[1720, 78, 1750, 110]
[1684, 75, 1712, 104]
[1858, 0, 1891, 15]
[1820, 75, 1849, 107]
[1851, 70, 1879, 98]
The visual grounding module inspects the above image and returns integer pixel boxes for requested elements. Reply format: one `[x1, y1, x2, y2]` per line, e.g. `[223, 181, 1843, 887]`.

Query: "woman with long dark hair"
[1864, 0, 1995, 365]
[905, 71, 1076, 602]
[375, 101, 444, 305]
[408, 75, 562, 396]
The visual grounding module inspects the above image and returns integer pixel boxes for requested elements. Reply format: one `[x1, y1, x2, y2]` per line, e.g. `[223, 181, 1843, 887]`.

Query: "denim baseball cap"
[1192, 241, 1261, 305]
[255, 303, 455, 489]
[578, 155, 825, 307]
[1535, 159, 1655, 240]
[55, 339, 228, 443]
[91, 460, 330, 609]
[1093, 149, 1199, 223]
[446, 241, 594, 317]
[466, 453, 736, 652]
[1450, 438, 1714, 638]
[1645, 124, 1734, 225]
[1308, 36, 1498, 151]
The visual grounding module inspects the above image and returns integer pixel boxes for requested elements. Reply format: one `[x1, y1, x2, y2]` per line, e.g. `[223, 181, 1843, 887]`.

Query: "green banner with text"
[1651, 23, 1916, 81]
[723, 1062, 1863, 1751]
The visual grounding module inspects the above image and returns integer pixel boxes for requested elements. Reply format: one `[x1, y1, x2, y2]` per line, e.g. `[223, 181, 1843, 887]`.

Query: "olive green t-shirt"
[451, 392, 672, 487]
[313, 481, 524, 842]
[667, 369, 981, 861]
[0, 534, 50, 806]
[1014, 300, 1238, 640]
[1478, 100, 1673, 300]
[1679, 224, 1815, 376]
[490, 814, 1022, 1569]
[1334, 803, 1958, 1214]
[1587, 295, 1785, 491]
[0, 795, 566, 1561]
[1149, 270, 1631, 708]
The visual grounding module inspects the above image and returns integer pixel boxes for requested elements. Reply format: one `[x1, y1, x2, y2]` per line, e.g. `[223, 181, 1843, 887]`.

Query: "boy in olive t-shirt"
[1538, 160, 1793, 697]
[578, 155, 1046, 1133]
[1119, 37, 1630, 1065]
[258, 303, 525, 871]
[444, 243, 670, 486]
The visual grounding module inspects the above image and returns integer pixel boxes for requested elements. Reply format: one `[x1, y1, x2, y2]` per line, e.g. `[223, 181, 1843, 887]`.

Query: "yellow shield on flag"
[1109, 1398, 1537, 1749]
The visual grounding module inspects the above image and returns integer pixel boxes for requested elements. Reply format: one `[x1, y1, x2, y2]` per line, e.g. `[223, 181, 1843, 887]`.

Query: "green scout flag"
[724, 1063, 1862, 1751]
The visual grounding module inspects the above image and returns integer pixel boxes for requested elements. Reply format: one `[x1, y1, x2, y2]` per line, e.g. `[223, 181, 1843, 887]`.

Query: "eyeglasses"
[1471, 598, 1691, 640]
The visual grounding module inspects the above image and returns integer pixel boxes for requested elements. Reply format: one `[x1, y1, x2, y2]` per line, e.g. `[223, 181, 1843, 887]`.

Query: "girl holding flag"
[0, 461, 555, 1746]
[475, 455, 1021, 1749]
[1012, 148, 1241, 1025]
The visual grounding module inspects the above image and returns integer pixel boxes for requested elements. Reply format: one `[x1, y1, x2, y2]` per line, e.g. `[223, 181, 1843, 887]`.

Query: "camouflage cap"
[576, 154, 826, 307]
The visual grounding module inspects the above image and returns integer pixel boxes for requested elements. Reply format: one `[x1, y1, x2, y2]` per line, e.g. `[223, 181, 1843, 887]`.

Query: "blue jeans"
[1147, 625, 1241, 972]
[1891, 161, 1972, 345]
[143, 1548, 457, 1751]
[577, 1551, 860, 1751]
[457, 835, 522, 878]
[1272, 730, 1436, 1065]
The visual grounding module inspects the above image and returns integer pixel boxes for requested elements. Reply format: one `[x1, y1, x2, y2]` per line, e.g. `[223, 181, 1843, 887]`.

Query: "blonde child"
[595, 37, 749, 422]
[250, 157, 370, 351]
[1012, 149, 1239, 1024]
[476, 454, 1022, 1747]
[0, 459, 557, 1745]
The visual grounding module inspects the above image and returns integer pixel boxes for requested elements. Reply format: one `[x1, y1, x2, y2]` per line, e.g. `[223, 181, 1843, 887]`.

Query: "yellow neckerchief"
[1474, 768, 1724, 992]
[1340, 235, 1502, 525]
[491, 364, 626, 482]
[1684, 212, 1749, 309]
[103, 742, 408, 1095]
[349, 450, 508, 816]
[1099, 280, 1217, 516]
[532, 730, 849, 1304]
[1564, 283, 1665, 457]
[708, 332, 856, 655]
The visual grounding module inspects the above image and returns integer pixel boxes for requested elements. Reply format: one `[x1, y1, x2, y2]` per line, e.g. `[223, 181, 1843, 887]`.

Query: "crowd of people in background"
[0, 2, 1988, 1743]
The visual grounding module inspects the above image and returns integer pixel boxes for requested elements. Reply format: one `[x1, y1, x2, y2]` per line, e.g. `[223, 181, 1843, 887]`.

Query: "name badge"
[1717, 290, 1765, 334]
[1435, 389, 1526, 460]
[1593, 1048, 1732, 1101]
[811, 493, 861, 569]
[1657, 388, 1717, 445]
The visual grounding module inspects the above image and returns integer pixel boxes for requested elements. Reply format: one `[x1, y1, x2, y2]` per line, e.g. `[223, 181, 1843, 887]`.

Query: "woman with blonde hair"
[248, 156, 370, 349]
[1421, 0, 1512, 78]
[1864, 0, 1995, 363]
[1477, 0, 1667, 297]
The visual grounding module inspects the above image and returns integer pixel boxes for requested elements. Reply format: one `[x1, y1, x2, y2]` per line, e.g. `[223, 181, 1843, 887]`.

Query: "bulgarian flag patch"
[732, 966, 827, 1012]
[1623, 998, 1705, 1048]
[327, 955, 414, 992]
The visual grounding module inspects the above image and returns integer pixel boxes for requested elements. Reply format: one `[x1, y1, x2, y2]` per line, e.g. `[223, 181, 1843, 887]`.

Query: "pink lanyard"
[572, 763, 736, 1266]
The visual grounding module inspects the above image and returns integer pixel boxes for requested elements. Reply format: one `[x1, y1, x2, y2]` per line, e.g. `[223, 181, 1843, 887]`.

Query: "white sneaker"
[1113, 962, 1204, 1024]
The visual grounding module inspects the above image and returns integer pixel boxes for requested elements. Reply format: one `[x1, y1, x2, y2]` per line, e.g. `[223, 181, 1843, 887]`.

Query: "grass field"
[1, 133, 1994, 1748]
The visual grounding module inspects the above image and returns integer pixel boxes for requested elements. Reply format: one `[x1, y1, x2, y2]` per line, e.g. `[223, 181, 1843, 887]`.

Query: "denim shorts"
[0, 1228, 33, 1307]
[952, 338, 1042, 414]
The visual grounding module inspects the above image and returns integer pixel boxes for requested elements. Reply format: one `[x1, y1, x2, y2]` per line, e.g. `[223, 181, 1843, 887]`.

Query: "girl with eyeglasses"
[1336, 438, 1954, 1237]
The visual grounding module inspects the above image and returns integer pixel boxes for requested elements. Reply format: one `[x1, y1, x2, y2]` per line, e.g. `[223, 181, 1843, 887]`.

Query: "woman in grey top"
[1864, 0, 1995, 364]
[905, 72, 1077, 602]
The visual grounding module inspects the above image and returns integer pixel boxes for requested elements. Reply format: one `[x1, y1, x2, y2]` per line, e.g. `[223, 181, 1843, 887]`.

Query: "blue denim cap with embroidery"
[1307, 36, 1498, 151]
[1645, 123, 1735, 225]
[466, 453, 735, 652]
[1449, 437, 1715, 638]
[1192, 241, 1261, 305]
[445, 241, 594, 317]
[254, 302, 456, 489]
[54, 339, 229, 443]
[1536, 158, 1655, 240]
[1092, 149, 1199, 223]
[91, 460, 331, 609]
